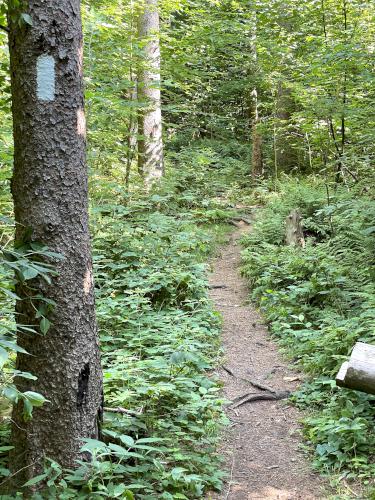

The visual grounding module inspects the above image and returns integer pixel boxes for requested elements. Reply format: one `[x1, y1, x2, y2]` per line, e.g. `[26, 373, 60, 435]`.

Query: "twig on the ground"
[221, 365, 235, 376]
[230, 392, 258, 405]
[221, 366, 277, 393]
[230, 390, 290, 409]
[239, 376, 276, 394]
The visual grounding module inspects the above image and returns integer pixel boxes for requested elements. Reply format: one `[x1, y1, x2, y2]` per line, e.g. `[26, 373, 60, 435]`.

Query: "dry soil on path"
[209, 227, 328, 500]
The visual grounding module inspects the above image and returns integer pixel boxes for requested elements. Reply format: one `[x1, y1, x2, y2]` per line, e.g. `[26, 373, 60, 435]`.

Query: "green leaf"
[23, 473, 48, 488]
[80, 438, 108, 453]
[0, 446, 14, 452]
[119, 434, 135, 447]
[0, 467, 10, 478]
[20, 266, 38, 281]
[23, 399, 33, 421]
[136, 437, 164, 444]
[24, 391, 48, 407]
[40, 317, 51, 335]
[108, 443, 129, 455]
[0, 339, 28, 354]
[1, 288, 20, 300]
[20, 13, 33, 26]
[0, 346, 8, 368]
[362, 226, 375, 235]
[112, 484, 127, 497]
[3, 386, 18, 403]
[13, 371, 37, 381]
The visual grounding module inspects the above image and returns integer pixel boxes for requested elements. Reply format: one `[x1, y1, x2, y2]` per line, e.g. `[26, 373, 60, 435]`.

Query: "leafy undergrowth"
[0, 141, 251, 498]
[241, 177, 375, 494]
[92, 209, 226, 499]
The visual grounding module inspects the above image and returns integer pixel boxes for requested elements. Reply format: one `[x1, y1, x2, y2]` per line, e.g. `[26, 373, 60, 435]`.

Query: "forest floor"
[209, 225, 329, 500]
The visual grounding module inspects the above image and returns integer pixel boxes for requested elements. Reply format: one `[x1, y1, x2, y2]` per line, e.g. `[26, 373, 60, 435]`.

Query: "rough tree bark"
[7, 0, 102, 486]
[137, 0, 164, 188]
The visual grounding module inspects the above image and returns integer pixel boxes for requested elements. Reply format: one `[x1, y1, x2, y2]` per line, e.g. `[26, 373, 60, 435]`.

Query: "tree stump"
[285, 210, 305, 247]
[336, 342, 375, 395]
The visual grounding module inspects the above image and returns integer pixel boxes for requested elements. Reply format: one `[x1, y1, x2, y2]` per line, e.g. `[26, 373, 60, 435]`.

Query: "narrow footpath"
[209, 227, 328, 500]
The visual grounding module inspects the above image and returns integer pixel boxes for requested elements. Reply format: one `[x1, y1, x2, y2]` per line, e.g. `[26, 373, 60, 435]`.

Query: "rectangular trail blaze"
[37, 55, 55, 101]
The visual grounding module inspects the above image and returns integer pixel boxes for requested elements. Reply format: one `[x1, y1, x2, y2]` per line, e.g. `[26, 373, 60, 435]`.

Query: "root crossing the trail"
[210, 228, 328, 500]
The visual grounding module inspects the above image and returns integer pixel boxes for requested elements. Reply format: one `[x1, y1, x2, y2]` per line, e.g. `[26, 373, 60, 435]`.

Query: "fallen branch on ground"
[221, 366, 277, 393]
[240, 376, 276, 393]
[230, 390, 290, 409]
[221, 365, 235, 376]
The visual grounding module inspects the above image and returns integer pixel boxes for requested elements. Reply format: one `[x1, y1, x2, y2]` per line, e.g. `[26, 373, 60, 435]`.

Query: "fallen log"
[336, 342, 375, 395]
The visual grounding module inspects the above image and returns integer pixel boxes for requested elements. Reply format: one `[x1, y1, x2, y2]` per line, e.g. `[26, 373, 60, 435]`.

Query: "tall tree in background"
[251, 88, 263, 178]
[7, 0, 102, 485]
[137, 0, 164, 188]
[250, 10, 263, 179]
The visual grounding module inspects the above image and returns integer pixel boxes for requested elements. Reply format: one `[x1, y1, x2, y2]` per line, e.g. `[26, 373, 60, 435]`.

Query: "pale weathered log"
[336, 342, 375, 395]
[285, 210, 305, 247]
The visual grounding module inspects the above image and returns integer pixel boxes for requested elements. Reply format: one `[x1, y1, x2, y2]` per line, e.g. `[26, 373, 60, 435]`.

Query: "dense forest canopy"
[0, 0, 374, 498]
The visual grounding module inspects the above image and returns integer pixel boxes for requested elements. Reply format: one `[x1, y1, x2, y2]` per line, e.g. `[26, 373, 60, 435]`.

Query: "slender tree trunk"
[251, 89, 263, 179]
[137, 0, 164, 188]
[250, 11, 263, 179]
[321, 0, 346, 182]
[7, 0, 102, 487]
[125, 78, 138, 189]
[125, 0, 138, 189]
[336, 0, 348, 183]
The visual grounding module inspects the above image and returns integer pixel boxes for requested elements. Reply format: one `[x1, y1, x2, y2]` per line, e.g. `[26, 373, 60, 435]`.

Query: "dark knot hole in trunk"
[77, 362, 90, 408]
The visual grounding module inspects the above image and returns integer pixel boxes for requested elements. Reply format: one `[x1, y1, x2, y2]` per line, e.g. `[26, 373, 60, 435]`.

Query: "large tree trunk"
[137, 0, 164, 188]
[7, 0, 103, 486]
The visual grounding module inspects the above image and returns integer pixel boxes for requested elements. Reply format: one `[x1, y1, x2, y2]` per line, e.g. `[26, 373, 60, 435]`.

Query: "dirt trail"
[209, 227, 328, 500]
